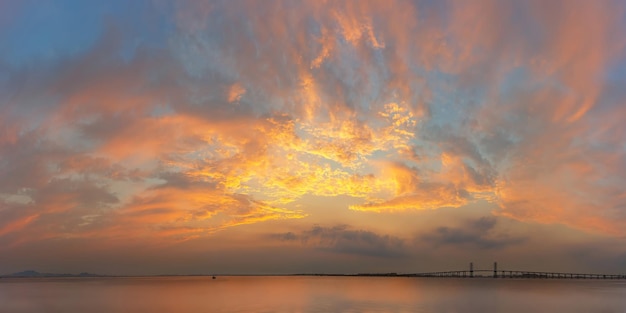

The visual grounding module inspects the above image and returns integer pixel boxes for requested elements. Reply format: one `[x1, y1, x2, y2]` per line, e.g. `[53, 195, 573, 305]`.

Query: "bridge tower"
[470, 262, 474, 277]
[494, 262, 498, 278]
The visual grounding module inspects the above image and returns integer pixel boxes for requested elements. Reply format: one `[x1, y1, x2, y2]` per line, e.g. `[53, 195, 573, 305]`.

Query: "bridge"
[408, 262, 626, 279]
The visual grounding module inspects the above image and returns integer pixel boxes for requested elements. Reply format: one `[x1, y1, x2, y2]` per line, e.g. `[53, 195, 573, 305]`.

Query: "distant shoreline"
[3, 271, 626, 280]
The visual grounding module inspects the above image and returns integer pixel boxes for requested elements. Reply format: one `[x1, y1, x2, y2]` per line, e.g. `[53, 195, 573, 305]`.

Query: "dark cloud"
[153, 172, 210, 190]
[271, 225, 408, 258]
[422, 217, 526, 250]
[0, 128, 69, 193]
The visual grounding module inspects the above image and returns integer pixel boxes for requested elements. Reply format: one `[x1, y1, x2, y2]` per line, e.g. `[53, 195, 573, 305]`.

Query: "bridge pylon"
[494, 262, 498, 278]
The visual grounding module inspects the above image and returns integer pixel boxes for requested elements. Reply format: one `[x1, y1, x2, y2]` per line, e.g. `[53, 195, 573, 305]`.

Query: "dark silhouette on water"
[1, 270, 105, 278]
[409, 262, 626, 279]
[4, 263, 624, 280]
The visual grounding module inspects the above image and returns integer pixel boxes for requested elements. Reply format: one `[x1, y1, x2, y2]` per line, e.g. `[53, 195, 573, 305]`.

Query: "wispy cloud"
[422, 217, 527, 250]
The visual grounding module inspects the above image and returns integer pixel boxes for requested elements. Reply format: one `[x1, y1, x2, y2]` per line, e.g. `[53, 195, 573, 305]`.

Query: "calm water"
[1, 276, 625, 313]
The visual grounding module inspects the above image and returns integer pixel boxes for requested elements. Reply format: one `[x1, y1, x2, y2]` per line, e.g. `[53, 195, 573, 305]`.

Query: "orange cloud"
[113, 183, 306, 240]
[227, 83, 246, 103]
[350, 162, 473, 212]
[0, 214, 40, 237]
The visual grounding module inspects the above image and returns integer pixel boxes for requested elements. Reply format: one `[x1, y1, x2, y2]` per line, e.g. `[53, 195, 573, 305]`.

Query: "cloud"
[113, 176, 307, 240]
[350, 161, 478, 212]
[227, 83, 246, 103]
[271, 225, 408, 258]
[421, 217, 526, 250]
[1, 0, 626, 256]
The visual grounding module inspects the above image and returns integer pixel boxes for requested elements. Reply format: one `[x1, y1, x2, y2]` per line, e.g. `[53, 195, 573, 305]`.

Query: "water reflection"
[1, 276, 625, 313]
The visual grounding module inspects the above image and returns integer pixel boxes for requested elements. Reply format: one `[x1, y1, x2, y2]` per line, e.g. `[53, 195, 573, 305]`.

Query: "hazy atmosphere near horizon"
[1, 0, 626, 276]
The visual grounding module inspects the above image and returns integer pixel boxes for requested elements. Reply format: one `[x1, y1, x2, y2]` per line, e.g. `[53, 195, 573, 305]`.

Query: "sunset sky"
[1, 0, 626, 275]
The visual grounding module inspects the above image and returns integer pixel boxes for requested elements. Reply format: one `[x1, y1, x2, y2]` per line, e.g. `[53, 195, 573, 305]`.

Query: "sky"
[1, 0, 626, 276]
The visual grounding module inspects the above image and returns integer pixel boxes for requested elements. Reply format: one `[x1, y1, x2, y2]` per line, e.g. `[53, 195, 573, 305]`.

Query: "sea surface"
[1, 276, 625, 313]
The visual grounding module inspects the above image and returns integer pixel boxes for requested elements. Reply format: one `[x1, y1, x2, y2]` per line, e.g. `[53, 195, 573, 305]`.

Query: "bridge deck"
[407, 269, 626, 279]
